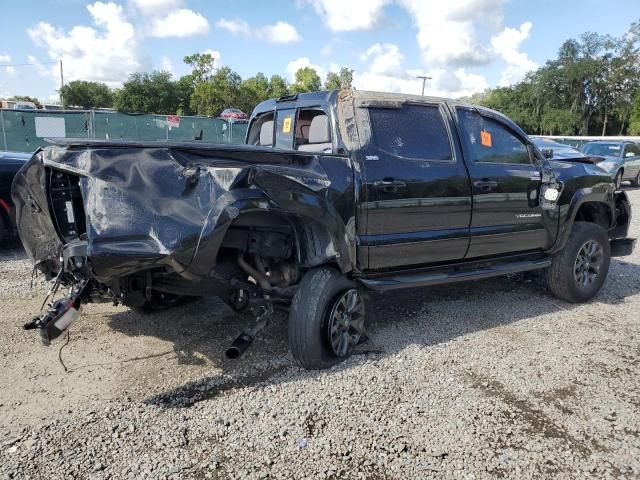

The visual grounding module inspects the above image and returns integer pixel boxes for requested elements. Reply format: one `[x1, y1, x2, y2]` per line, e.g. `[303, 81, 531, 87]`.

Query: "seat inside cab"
[297, 113, 331, 153]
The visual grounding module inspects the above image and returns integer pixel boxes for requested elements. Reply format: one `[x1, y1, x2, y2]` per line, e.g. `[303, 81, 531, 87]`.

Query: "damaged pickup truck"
[12, 89, 635, 369]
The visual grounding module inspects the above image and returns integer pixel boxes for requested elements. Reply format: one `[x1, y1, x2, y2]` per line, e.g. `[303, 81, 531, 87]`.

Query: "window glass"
[247, 112, 274, 146]
[275, 108, 296, 150]
[625, 144, 640, 156]
[368, 105, 452, 161]
[457, 109, 530, 165]
[295, 109, 328, 149]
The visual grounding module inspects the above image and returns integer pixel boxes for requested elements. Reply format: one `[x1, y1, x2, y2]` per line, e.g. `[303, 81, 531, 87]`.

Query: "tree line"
[58, 53, 353, 117]
[466, 21, 640, 136]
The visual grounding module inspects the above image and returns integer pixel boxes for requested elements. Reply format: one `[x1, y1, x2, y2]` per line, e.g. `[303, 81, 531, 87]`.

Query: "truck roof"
[252, 89, 527, 140]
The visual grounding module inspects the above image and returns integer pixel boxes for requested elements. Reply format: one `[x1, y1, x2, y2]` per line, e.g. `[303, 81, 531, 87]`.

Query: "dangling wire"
[58, 331, 70, 373]
[40, 269, 63, 311]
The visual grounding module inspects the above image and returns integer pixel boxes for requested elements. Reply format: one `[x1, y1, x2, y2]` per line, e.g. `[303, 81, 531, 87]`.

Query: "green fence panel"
[1, 109, 248, 153]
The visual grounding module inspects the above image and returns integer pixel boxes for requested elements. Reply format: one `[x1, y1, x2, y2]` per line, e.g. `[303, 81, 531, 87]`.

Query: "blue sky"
[1, 0, 639, 103]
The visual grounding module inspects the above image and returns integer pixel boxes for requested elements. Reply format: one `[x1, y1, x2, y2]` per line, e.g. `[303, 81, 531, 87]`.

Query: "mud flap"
[610, 238, 636, 257]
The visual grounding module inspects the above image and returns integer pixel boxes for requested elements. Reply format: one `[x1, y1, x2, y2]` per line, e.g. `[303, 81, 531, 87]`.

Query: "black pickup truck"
[12, 89, 635, 369]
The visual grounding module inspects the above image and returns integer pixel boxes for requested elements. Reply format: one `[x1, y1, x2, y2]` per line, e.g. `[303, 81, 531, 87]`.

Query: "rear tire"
[630, 170, 640, 188]
[288, 267, 366, 370]
[545, 222, 610, 303]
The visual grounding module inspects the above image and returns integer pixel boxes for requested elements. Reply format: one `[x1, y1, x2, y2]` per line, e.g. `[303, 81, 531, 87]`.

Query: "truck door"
[358, 101, 472, 270]
[453, 107, 556, 258]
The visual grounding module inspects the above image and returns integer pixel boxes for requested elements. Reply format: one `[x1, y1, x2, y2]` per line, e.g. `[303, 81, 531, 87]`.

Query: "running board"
[359, 257, 552, 292]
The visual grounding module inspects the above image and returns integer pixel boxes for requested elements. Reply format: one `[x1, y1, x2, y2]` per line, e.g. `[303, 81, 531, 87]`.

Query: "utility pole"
[59, 60, 64, 108]
[416, 75, 432, 96]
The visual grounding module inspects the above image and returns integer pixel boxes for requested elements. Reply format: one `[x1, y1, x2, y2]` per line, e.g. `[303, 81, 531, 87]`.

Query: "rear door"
[358, 101, 472, 270]
[454, 107, 556, 258]
[623, 143, 640, 180]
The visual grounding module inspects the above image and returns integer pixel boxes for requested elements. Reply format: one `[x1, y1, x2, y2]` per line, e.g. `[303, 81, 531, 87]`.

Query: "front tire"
[288, 267, 366, 369]
[545, 222, 610, 303]
[614, 170, 623, 190]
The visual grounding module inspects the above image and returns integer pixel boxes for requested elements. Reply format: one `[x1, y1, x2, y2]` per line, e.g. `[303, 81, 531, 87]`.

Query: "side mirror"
[541, 148, 553, 159]
[625, 152, 634, 158]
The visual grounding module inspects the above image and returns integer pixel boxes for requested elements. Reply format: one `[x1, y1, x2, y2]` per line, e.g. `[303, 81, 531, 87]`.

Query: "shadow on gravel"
[100, 256, 640, 409]
[0, 239, 26, 259]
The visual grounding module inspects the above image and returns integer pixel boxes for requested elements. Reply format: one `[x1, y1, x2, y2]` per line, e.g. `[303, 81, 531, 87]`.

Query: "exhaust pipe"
[224, 307, 271, 359]
[225, 332, 254, 359]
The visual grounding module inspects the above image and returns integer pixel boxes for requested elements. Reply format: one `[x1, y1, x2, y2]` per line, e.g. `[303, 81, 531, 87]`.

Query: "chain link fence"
[0, 109, 249, 153]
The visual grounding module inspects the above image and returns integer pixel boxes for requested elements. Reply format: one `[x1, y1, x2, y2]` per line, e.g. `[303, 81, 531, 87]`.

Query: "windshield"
[582, 143, 622, 157]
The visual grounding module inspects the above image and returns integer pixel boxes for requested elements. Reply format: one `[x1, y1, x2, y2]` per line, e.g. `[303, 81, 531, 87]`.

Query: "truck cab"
[246, 90, 601, 273]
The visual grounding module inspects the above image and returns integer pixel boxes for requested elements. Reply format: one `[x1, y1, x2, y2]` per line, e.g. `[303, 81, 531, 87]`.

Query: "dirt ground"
[0, 188, 639, 479]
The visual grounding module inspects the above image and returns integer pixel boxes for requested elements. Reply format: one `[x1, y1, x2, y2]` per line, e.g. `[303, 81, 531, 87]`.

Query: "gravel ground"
[1, 188, 639, 479]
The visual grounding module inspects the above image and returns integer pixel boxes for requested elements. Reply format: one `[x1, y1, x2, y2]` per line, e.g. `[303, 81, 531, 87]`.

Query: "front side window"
[457, 109, 530, 165]
[368, 104, 453, 161]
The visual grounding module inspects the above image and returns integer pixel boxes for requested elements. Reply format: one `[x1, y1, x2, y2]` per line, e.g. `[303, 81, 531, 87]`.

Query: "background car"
[219, 108, 248, 120]
[531, 137, 584, 160]
[581, 141, 640, 189]
[0, 151, 31, 243]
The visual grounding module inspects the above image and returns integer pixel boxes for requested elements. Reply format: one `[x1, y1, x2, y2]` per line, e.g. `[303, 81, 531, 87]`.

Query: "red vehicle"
[219, 108, 248, 120]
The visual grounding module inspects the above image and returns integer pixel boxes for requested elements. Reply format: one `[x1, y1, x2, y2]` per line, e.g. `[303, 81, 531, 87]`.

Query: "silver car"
[581, 141, 640, 189]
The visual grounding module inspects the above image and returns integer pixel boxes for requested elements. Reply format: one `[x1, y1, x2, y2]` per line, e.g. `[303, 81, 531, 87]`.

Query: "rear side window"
[368, 105, 452, 161]
[457, 109, 530, 165]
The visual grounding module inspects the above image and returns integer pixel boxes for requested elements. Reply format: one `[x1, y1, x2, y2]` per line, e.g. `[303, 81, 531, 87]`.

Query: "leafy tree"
[190, 67, 242, 116]
[183, 53, 216, 84]
[175, 53, 218, 115]
[8, 95, 42, 109]
[629, 90, 640, 134]
[325, 67, 354, 90]
[113, 71, 179, 114]
[238, 73, 270, 113]
[291, 67, 321, 94]
[58, 80, 113, 109]
[476, 21, 640, 135]
[268, 75, 289, 98]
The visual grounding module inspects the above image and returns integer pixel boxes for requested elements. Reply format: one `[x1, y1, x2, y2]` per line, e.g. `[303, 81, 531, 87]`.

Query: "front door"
[359, 102, 472, 270]
[454, 107, 556, 258]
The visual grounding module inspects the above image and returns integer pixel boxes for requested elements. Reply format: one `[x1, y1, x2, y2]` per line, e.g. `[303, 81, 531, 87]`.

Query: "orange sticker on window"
[283, 117, 292, 133]
[480, 130, 492, 147]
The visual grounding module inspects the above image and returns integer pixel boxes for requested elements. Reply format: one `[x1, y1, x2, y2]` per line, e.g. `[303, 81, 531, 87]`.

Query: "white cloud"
[5, 66, 16, 76]
[360, 43, 404, 76]
[354, 42, 488, 98]
[28, 1, 149, 87]
[491, 21, 538, 86]
[149, 8, 209, 37]
[128, 0, 178, 15]
[286, 57, 325, 82]
[28, 55, 50, 77]
[0, 54, 10, 63]
[396, 0, 503, 67]
[215, 18, 251, 37]
[217, 18, 301, 43]
[160, 55, 174, 75]
[257, 21, 301, 43]
[302, 0, 390, 31]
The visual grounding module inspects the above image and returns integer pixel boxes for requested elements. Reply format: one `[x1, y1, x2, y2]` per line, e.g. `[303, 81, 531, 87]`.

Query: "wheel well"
[219, 211, 340, 269]
[574, 202, 611, 230]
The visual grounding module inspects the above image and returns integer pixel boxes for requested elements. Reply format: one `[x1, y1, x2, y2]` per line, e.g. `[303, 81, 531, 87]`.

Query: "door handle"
[373, 179, 407, 192]
[473, 179, 499, 192]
